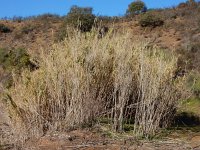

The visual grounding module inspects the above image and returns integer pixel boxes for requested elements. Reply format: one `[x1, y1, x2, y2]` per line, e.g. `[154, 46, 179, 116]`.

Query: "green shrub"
[0, 48, 34, 71]
[65, 5, 95, 32]
[0, 48, 36, 88]
[0, 24, 11, 33]
[55, 6, 95, 41]
[126, 0, 147, 16]
[139, 13, 164, 27]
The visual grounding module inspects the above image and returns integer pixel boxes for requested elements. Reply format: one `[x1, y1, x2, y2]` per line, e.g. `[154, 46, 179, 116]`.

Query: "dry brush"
[1, 29, 187, 146]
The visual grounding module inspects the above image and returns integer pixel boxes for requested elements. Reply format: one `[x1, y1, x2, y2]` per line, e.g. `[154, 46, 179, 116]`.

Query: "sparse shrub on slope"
[0, 24, 11, 33]
[35, 13, 61, 23]
[55, 23, 69, 41]
[0, 48, 33, 72]
[21, 24, 36, 34]
[139, 12, 164, 27]
[177, 41, 200, 71]
[3, 30, 188, 146]
[0, 48, 35, 89]
[14, 23, 39, 39]
[65, 5, 95, 32]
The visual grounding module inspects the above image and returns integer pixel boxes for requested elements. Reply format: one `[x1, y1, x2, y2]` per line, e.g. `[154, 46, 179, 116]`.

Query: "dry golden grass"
[1, 29, 188, 146]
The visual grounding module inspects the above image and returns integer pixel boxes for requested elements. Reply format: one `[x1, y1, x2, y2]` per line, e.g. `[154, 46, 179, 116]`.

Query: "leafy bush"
[0, 24, 11, 33]
[139, 13, 164, 27]
[0, 48, 36, 88]
[0, 48, 34, 71]
[126, 0, 147, 16]
[56, 6, 95, 41]
[65, 5, 95, 32]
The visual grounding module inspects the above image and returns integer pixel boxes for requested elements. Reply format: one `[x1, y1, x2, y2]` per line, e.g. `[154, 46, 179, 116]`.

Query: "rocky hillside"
[0, 4, 200, 69]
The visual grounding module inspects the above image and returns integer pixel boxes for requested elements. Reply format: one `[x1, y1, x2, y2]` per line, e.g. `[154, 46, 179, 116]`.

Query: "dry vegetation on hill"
[1, 29, 189, 148]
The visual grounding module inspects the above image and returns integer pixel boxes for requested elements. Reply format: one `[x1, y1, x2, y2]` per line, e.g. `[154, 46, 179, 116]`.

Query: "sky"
[0, 0, 188, 18]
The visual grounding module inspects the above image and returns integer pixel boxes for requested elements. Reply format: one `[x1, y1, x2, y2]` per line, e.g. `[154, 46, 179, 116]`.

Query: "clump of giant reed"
[2, 29, 187, 145]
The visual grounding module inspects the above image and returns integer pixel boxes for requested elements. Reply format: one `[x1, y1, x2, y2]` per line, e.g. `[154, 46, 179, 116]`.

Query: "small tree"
[126, 0, 147, 16]
[65, 5, 95, 32]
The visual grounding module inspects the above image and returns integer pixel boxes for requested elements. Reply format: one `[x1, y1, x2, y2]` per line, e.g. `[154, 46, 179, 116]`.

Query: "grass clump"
[179, 98, 200, 116]
[186, 72, 200, 97]
[2, 29, 188, 146]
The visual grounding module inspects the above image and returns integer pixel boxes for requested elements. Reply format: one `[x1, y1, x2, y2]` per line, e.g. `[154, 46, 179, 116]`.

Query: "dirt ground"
[4, 129, 196, 150]
[0, 108, 200, 150]
[1, 98, 200, 150]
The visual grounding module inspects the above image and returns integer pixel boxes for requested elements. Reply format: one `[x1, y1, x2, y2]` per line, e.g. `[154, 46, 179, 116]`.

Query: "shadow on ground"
[174, 112, 200, 127]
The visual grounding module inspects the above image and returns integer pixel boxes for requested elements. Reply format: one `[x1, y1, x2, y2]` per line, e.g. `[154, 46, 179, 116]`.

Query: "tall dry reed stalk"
[1, 29, 187, 145]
